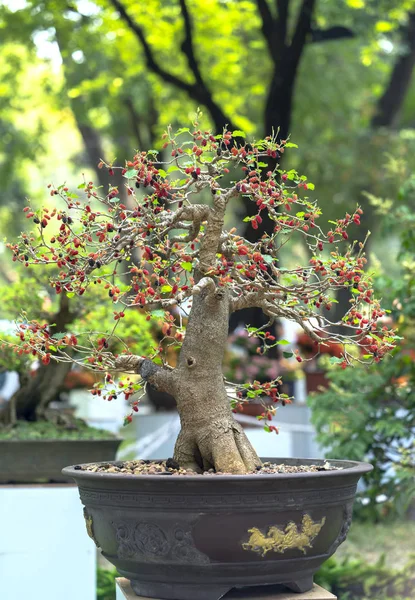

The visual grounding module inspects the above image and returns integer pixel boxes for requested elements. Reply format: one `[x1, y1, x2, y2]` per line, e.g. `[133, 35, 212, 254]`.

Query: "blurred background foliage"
[1, 0, 415, 260]
[309, 155, 415, 522]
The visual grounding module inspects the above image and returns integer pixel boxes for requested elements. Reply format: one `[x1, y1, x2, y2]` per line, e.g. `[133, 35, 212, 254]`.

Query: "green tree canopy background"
[1, 0, 415, 292]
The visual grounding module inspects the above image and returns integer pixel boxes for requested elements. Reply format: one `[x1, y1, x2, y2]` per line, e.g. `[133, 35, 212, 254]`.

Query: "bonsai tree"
[5, 119, 398, 473]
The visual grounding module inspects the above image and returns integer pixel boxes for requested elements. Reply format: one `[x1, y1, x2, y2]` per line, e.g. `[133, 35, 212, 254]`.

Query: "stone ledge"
[116, 578, 336, 600]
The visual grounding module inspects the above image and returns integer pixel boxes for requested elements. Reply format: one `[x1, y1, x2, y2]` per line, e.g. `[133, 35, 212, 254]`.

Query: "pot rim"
[62, 457, 373, 481]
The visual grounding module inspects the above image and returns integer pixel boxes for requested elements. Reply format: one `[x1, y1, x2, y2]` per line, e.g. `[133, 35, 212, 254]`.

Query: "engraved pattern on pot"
[329, 503, 354, 554]
[134, 523, 169, 556]
[242, 514, 326, 557]
[113, 521, 209, 564]
[80, 485, 357, 509]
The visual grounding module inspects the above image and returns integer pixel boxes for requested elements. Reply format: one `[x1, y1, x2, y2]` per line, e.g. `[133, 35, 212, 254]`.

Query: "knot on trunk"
[193, 276, 216, 295]
[186, 356, 196, 368]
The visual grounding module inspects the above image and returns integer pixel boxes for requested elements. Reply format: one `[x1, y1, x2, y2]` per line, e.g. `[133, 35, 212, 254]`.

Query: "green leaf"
[296, 211, 305, 218]
[161, 284, 172, 293]
[157, 169, 167, 178]
[306, 182, 315, 190]
[286, 169, 297, 181]
[283, 351, 293, 358]
[176, 127, 190, 135]
[277, 339, 290, 345]
[52, 333, 67, 341]
[284, 142, 298, 148]
[180, 261, 192, 272]
[257, 162, 268, 167]
[232, 130, 246, 138]
[77, 183, 86, 189]
[262, 255, 274, 264]
[167, 165, 180, 173]
[329, 356, 344, 364]
[66, 292, 75, 298]
[124, 169, 138, 179]
[48, 345, 57, 352]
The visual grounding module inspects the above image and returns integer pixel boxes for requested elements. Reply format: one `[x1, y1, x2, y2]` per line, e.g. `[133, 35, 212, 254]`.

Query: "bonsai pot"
[63, 457, 371, 600]
[0, 438, 121, 483]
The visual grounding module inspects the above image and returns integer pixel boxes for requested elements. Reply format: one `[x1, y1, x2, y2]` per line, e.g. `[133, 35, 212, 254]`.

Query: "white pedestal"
[69, 388, 125, 433]
[116, 578, 336, 599]
[0, 484, 96, 600]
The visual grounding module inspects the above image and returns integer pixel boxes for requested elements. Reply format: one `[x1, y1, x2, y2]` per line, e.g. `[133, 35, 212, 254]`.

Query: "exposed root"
[173, 417, 261, 474]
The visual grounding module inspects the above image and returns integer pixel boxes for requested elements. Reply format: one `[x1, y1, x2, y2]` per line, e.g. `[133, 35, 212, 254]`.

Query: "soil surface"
[78, 459, 342, 476]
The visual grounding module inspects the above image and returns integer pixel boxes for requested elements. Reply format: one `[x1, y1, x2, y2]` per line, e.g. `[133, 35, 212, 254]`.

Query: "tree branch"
[109, 0, 237, 132]
[372, 12, 415, 128]
[114, 355, 176, 394]
[109, 0, 194, 95]
[197, 187, 237, 275]
[179, 0, 204, 85]
[276, 0, 288, 39]
[123, 97, 145, 149]
[311, 25, 355, 43]
[230, 291, 264, 313]
[289, 0, 316, 76]
[255, 0, 277, 60]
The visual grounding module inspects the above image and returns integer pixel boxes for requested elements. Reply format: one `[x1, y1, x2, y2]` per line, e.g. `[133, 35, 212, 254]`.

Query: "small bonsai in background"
[0, 269, 155, 428]
[5, 119, 398, 473]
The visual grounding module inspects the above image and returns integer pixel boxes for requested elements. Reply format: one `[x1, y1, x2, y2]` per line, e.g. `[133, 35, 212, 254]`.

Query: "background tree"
[0, 268, 155, 426]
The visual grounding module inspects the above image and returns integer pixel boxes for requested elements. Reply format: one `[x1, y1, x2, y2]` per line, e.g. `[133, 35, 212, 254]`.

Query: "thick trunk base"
[174, 414, 261, 474]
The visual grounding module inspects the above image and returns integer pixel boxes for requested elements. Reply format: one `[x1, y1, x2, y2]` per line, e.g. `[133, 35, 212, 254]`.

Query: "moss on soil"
[0, 419, 117, 441]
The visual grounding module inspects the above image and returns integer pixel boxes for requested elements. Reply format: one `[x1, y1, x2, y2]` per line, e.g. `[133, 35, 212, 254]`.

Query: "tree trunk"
[0, 295, 74, 425]
[122, 284, 262, 474]
[172, 287, 261, 473]
[8, 360, 73, 423]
